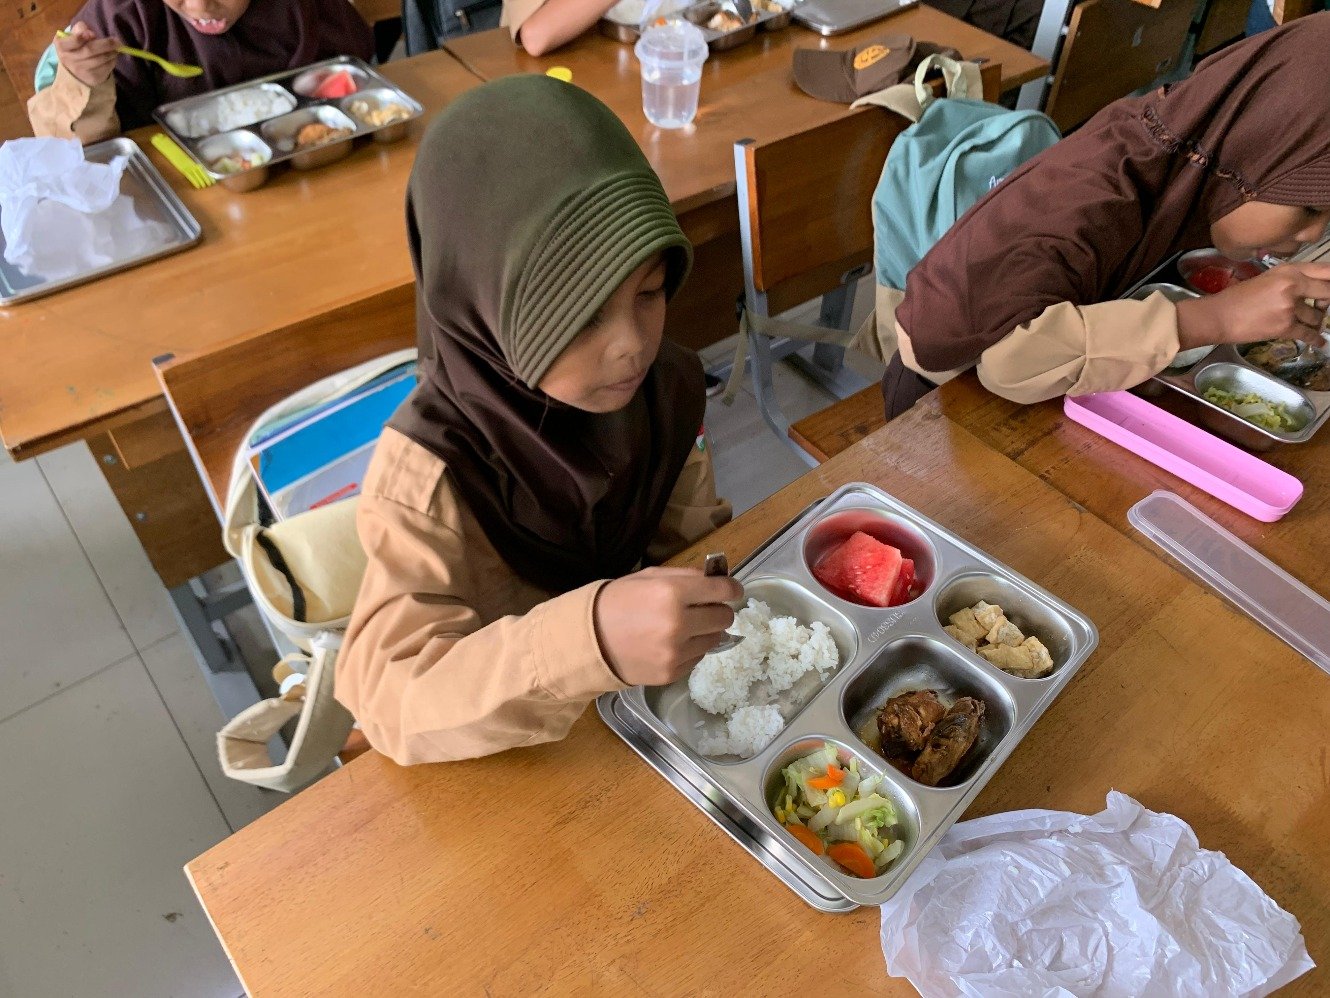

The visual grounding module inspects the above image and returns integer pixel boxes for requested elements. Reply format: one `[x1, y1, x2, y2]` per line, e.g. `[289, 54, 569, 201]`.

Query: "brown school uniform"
[336, 427, 731, 765]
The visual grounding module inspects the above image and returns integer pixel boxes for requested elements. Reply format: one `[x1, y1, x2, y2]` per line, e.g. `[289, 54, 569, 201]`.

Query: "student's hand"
[55, 22, 121, 88]
[594, 567, 743, 687]
[1176, 263, 1330, 349]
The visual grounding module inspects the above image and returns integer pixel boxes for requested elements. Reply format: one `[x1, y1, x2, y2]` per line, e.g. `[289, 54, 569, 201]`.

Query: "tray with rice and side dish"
[598, 482, 1098, 910]
[1126, 248, 1330, 450]
[153, 56, 423, 193]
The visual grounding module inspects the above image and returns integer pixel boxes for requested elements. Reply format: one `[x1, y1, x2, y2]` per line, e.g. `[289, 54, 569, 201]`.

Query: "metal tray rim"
[151, 56, 423, 179]
[0, 137, 202, 306]
[610, 482, 1098, 907]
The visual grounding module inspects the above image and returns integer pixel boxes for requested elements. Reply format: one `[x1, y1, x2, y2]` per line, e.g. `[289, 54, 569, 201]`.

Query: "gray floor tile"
[0, 459, 135, 721]
[706, 384, 815, 516]
[37, 443, 179, 652]
[140, 635, 282, 833]
[0, 656, 240, 998]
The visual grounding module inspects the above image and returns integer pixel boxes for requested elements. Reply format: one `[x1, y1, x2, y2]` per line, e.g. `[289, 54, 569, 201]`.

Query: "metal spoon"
[704, 552, 745, 653]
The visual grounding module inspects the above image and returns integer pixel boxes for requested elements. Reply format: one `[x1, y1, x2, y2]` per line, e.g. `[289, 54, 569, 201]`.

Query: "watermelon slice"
[813, 531, 911, 608]
[890, 558, 916, 606]
[313, 70, 357, 99]
[1190, 265, 1235, 295]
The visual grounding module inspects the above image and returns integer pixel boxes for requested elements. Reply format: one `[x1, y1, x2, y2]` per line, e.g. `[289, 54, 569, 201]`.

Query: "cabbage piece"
[809, 804, 839, 833]
[837, 794, 895, 826]
[874, 838, 904, 870]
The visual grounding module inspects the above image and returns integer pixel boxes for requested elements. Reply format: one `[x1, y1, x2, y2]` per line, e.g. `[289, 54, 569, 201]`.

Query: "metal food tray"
[0, 137, 201, 305]
[600, 0, 795, 48]
[600, 482, 1098, 909]
[1127, 252, 1330, 449]
[153, 56, 423, 193]
[791, 0, 919, 36]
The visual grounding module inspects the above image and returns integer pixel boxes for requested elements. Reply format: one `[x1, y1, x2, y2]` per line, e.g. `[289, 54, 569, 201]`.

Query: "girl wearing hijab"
[336, 77, 737, 765]
[28, 0, 373, 143]
[875, 14, 1330, 417]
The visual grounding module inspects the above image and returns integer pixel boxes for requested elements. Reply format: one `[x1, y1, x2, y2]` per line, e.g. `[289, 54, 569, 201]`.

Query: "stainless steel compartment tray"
[152, 56, 423, 183]
[1127, 254, 1330, 447]
[0, 137, 201, 305]
[599, 0, 792, 47]
[604, 482, 1098, 908]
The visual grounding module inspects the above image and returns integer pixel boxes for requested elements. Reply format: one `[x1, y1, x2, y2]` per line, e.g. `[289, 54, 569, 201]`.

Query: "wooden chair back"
[153, 282, 416, 515]
[0, 0, 83, 102]
[736, 62, 1000, 317]
[1044, 0, 1193, 132]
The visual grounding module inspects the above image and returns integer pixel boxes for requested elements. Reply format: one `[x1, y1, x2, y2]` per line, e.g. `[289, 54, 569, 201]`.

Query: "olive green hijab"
[391, 76, 703, 592]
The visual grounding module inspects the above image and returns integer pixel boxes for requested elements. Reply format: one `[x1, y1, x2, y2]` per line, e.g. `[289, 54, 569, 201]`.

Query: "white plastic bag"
[880, 791, 1314, 997]
[0, 137, 168, 278]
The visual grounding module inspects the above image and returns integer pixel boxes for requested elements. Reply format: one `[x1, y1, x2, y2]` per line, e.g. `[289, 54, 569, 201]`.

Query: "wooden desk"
[0, 51, 478, 461]
[187, 405, 1328, 996]
[447, 14, 1045, 218]
[930, 374, 1330, 574]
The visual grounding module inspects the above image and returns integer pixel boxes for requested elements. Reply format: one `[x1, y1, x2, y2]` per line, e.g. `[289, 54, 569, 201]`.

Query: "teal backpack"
[856, 57, 1061, 292]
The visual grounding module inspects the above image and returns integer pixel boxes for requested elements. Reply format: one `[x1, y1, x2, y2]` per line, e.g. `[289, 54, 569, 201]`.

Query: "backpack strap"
[851, 55, 985, 122]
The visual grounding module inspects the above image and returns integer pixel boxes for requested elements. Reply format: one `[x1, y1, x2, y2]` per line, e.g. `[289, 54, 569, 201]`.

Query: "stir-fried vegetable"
[1201, 387, 1300, 431]
[771, 742, 905, 877]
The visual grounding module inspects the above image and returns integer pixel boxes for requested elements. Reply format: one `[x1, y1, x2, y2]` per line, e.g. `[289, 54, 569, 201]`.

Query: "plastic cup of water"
[634, 21, 708, 129]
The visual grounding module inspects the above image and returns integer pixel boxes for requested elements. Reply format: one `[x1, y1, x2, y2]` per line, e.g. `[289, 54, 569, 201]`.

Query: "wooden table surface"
[187, 404, 1329, 996]
[0, 51, 478, 459]
[447, 12, 1045, 216]
[0, 18, 1041, 462]
[929, 375, 1330, 575]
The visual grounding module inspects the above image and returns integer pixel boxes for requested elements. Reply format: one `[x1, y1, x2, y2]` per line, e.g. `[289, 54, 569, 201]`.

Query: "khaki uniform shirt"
[337, 427, 731, 765]
[28, 64, 120, 144]
[858, 287, 1181, 404]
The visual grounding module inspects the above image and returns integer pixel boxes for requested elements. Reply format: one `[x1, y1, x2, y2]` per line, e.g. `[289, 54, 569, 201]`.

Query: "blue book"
[249, 367, 415, 517]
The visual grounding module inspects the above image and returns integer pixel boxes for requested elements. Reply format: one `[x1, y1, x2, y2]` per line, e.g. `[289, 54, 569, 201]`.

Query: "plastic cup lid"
[634, 20, 709, 65]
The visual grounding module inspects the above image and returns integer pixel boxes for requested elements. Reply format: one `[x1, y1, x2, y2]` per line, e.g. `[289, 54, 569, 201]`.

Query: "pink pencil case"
[1063, 391, 1303, 522]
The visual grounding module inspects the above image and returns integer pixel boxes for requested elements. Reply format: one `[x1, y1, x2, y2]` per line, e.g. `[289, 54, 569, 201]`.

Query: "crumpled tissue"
[880, 791, 1313, 997]
[0, 137, 170, 280]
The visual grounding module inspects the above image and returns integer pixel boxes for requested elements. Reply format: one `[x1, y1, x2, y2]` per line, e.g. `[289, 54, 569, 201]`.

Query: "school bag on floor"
[857, 55, 1061, 293]
[217, 349, 416, 792]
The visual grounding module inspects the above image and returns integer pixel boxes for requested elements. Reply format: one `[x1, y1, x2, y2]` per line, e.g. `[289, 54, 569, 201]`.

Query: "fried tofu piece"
[972, 601, 1006, 631]
[946, 607, 988, 646]
[944, 624, 979, 650]
[986, 619, 1025, 647]
[1022, 636, 1055, 676]
[979, 640, 1055, 679]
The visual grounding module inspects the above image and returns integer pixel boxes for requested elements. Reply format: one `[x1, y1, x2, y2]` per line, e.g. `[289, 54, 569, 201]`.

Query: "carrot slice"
[785, 823, 826, 856]
[828, 841, 876, 879]
[808, 764, 846, 790]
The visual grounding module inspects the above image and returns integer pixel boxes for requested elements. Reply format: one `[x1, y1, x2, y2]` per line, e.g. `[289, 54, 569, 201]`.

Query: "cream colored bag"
[217, 349, 416, 792]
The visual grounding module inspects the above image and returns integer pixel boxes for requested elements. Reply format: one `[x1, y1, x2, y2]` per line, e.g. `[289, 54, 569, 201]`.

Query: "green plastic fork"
[55, 29, 203, 78]
[151, 133, 214, 189]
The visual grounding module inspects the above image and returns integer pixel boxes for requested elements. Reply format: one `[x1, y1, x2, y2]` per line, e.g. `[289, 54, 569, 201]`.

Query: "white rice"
[168, 87, 296, 138]
[697, 705, 785, 758]
[688, 599, 841, 757]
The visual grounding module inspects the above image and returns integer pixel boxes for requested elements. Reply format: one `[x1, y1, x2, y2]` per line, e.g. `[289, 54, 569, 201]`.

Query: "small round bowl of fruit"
[803, 509, 937, 609]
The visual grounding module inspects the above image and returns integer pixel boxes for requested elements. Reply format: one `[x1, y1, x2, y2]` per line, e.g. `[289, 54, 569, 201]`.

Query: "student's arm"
[896, 293, 1179, 404]
[27, 61, 120, 143]
[337, 492, 626, 765]
[646, 435, 732, 565]
[506, 0, 618, 55]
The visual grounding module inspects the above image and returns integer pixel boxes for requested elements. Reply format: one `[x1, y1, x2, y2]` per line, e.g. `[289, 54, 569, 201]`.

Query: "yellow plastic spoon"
[55, 29, 203, 78]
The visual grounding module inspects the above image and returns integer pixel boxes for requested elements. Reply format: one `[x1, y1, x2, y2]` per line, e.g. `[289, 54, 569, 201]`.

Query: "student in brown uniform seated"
[29, 0, 373, 143]
[336, 77, 738, 765]
[874, 15, 1330, 417]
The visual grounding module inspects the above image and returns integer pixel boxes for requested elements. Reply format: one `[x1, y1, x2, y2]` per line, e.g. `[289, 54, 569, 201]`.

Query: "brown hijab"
[894, 14, 1330, 399]
[71, 0, 374, 130]
[390, 76, 702, 594]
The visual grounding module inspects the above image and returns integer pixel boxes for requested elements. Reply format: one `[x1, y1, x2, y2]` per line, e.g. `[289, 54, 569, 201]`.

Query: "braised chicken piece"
[1296, 363, 1330, 392]
[911, 697, 985, 786]
[877, 689, 947, 756]
[1243, 339, 1302, 371]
